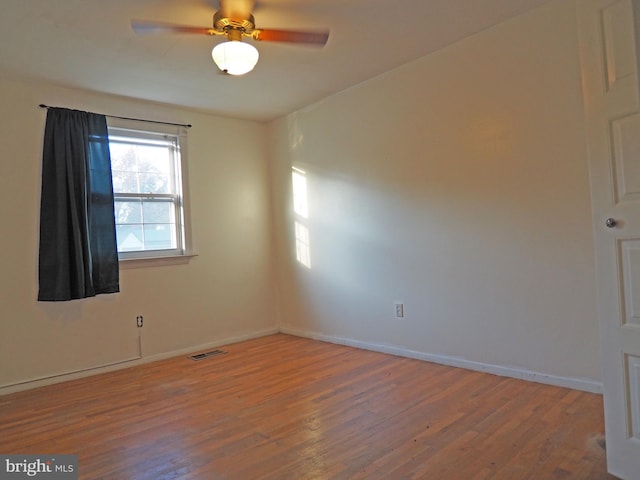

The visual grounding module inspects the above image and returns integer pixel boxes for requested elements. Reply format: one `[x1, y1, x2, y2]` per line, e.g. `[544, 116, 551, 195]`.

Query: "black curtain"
[38, 108, 120, 301]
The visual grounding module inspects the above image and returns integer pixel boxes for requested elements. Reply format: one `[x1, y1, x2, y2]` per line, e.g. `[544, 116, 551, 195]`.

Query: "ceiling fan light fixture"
[212, 40, 259, 76]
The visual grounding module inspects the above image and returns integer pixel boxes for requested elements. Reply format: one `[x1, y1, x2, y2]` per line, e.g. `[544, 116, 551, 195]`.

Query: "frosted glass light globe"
[212, 41, 259, 76]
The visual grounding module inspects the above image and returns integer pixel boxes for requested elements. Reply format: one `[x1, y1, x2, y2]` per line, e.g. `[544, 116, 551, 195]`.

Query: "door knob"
[605, 218, 617, 228]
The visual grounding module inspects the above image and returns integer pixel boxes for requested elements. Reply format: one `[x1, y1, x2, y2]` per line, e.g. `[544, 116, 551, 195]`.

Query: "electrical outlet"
[136, 315, 144, 328]
[394, 303, 404, 318]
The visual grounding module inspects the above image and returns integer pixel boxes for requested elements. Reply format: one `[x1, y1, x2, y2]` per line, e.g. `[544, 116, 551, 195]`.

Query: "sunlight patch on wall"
[292, 167, 308, 218]
[295, 221, 311, 268]
[292, 166, 311, 268]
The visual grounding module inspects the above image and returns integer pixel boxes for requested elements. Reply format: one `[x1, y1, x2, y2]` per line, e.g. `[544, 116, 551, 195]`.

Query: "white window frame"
[108, 118, 194, 267]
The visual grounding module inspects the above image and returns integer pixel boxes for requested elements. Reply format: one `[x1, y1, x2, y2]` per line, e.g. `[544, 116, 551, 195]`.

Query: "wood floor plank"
[0, 334, 616, 479]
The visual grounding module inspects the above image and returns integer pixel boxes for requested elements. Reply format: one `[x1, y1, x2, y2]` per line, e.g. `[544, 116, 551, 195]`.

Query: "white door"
[577, 0, 640, 478]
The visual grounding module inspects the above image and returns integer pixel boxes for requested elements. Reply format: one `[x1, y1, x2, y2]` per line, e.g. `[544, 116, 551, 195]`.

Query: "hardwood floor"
[0, 334, 616, 479]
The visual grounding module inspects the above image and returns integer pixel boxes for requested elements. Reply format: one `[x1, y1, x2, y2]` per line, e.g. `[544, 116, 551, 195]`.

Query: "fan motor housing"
[213, 11, 256, 34]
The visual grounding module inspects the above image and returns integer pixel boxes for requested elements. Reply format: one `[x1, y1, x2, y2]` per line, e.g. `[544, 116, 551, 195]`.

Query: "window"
[108, 120, 190, 261]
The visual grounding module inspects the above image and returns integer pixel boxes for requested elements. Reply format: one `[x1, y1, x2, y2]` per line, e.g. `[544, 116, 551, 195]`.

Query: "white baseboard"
[1, 325, 603, 396]
[279, 326, 603, 394]
[0, 327, 279, 396]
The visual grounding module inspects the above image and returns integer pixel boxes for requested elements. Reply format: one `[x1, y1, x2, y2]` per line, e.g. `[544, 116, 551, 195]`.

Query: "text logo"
[0, 455, 77, 480]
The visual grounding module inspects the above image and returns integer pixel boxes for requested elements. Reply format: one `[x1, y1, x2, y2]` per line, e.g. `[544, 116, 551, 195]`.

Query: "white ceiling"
[0, 0, 554, 122]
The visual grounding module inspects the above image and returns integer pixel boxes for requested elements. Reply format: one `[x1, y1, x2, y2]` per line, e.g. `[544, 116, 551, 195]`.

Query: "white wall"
[0, 78, 277, 392]
[269, 0, 601, 388]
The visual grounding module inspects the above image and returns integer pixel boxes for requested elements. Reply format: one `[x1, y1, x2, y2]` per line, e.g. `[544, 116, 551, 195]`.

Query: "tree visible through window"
[109, 126, 187, 259]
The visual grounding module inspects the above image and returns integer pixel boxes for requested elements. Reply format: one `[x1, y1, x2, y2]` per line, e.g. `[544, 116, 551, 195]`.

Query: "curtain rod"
[38, 104, 192, 128]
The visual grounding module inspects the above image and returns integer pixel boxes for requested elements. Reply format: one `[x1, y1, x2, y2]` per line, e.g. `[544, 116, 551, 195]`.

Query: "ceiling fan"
[131, 0, 329, 76]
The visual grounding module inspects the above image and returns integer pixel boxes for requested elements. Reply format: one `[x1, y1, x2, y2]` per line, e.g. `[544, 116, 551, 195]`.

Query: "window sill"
[119, 253, 198, 269]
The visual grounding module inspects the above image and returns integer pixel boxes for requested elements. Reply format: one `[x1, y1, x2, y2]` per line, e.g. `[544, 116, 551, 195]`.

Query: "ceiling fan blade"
[252, 28, 329, 46]
[131, 20, 217, 36]
[219, 0, 255, 19]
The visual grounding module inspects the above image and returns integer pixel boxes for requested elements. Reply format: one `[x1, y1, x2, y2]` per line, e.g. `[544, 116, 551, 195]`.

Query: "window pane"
[116, 224, 144, 252]
[137, 145, 171, 174]
[139, 172, 170, 194]
[115, 199, 142, 224]
[142, 200, 174, 224]
[110, 144, 136, 172]
[143, 224, 176, 250]
[112, 171, 139, 193]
